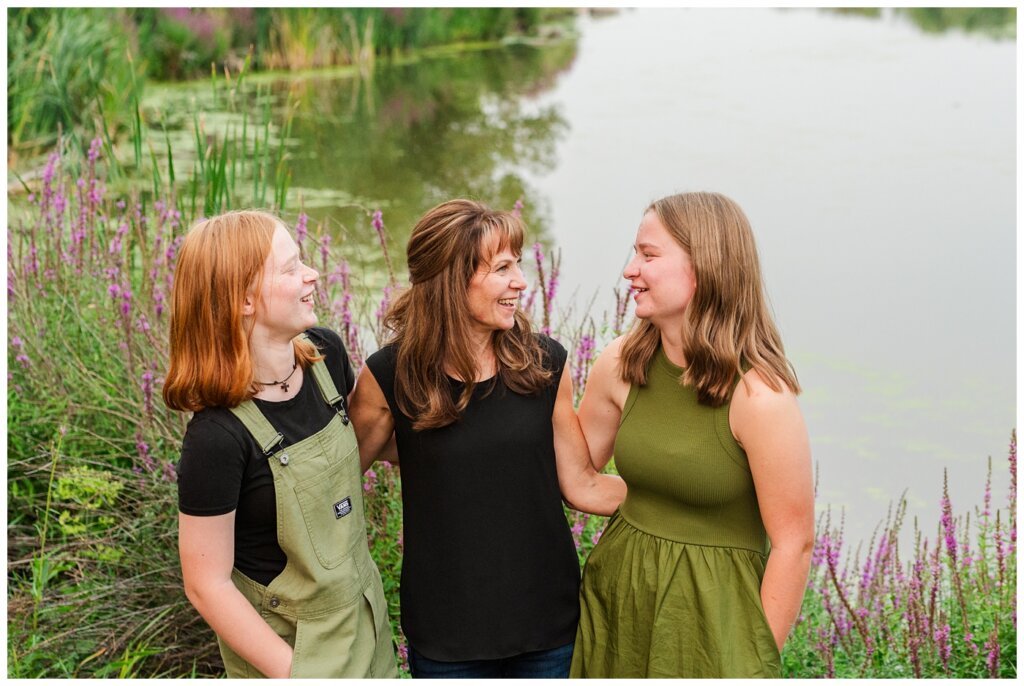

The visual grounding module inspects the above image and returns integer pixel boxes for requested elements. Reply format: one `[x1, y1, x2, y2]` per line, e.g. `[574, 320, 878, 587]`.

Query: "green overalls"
[222, 355, 397, 678]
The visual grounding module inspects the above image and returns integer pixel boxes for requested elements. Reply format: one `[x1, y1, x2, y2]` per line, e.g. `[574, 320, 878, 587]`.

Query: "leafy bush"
[7, 8, 143, 154]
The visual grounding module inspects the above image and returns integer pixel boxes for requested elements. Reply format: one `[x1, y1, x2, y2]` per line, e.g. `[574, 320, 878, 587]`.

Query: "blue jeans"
[409, 642, 574, 679]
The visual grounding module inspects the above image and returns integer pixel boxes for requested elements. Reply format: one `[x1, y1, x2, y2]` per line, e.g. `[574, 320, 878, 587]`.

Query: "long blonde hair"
[384, 199, 552, 430]
[619, 192, 799, 406]
[163, 210, 320, 412]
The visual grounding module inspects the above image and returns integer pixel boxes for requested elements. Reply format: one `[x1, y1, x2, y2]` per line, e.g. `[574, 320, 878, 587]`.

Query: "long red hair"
[163, 210, 319, 412]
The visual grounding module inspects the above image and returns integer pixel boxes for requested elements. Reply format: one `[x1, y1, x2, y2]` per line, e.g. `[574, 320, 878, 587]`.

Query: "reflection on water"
[280, 42, 577, 265]
[826, 7, 1016, 39]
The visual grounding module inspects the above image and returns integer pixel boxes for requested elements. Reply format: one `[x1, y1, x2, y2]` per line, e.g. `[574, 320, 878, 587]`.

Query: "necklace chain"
[255, 358, 299, 392]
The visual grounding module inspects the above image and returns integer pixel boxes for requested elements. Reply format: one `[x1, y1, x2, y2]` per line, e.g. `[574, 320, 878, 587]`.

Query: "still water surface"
[523, 9, 1016, 549]
[153, 8, 1016, 547]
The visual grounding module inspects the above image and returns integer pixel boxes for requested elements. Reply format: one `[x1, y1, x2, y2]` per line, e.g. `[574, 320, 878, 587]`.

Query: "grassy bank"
[6, 79, 1016, 679]
[7, 7, 577, 159]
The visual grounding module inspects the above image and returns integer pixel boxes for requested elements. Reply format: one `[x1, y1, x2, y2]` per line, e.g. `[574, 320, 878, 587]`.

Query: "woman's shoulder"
[532, 333, 567, 373]
[366, 341, 397, 365]
[364, 342, 398, 381]
[730, 367, 801, 428]
[182, 407, 250, 457]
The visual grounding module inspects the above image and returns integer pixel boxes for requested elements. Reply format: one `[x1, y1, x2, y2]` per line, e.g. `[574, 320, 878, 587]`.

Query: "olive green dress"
[570, 348, 781, 678]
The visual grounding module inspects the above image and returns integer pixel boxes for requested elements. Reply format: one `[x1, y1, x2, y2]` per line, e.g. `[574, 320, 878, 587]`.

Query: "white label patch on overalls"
[333, 497, 353, 519]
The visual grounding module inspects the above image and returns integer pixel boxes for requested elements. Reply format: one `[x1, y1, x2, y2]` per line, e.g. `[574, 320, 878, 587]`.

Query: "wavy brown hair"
[384, 199, 552, 430]
[163, 210, 320, 412]
[620, 192, 800, 406]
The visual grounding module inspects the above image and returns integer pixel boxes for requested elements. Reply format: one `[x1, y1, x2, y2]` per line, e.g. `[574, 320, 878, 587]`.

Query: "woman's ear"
[242, 292, 255, 317]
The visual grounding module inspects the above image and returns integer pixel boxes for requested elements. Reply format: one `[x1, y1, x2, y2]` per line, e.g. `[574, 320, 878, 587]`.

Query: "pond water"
[147, 8, 1016, 548]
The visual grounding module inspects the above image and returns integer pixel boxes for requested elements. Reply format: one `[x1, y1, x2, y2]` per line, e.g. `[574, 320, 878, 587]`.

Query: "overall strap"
[229, 401, 285, 456]
[301, 334, 350, 422]
[227, 333, 349, 456]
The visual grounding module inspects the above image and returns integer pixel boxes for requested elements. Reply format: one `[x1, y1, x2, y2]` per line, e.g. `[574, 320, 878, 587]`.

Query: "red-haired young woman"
[164, 210, 396, 678]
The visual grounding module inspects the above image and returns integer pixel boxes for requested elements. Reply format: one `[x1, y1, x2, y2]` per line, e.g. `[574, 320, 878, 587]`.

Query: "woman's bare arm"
[179, 512, 293, 677]
[731, 369, 814, 651]
[349, 366, 398, 472]
[552, 364, 626, 515]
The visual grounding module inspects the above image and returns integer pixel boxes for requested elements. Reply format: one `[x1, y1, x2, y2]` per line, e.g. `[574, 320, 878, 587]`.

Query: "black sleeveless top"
[365, 334, 581, 661]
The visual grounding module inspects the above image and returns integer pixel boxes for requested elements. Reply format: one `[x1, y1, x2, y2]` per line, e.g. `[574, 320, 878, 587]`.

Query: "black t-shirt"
[176, 327, 355, 586]
[365, 334, 581, 661]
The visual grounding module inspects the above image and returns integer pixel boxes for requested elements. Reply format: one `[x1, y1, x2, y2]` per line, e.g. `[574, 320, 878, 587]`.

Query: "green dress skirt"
[570, 348, 782, 678]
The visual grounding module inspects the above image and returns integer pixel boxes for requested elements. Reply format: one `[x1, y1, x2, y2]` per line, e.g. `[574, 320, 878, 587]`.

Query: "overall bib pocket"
[293, 449, 362, 569]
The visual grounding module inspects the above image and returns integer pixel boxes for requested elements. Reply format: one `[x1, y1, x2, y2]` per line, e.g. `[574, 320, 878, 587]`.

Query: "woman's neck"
[251, 338, 297, 383]
[659, 328, 687, 368]
[446, 330, 496, 382]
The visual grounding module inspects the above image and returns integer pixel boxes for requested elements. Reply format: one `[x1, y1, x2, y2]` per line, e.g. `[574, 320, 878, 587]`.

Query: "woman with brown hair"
[164, 210, 396, 678]
[349, 198, 625, 678]
[569, 192, 814, 678]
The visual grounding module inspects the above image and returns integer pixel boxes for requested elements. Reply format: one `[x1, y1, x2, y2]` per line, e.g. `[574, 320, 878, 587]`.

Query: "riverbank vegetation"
[6, 74, 1016, 676]
[7, 7, 576, 160]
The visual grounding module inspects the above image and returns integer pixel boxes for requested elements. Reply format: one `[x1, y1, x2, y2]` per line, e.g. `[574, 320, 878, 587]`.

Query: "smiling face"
[466, 232, 526, 339]
[249, 223, 319, 342]
[622, 210, 697, 330]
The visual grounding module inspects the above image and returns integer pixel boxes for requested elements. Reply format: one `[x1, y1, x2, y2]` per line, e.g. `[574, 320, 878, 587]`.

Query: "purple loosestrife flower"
[364, 469, 377, 493]
[934, 622, 951, 670]
[941, 471, 958, 565]
[121, 289, 133, 318]
[153, 288, 166, 318]
[523, 288, 537, 315]
[141, 371, 154, 419]
[985, 629, 1001, 677]
[811, 533, 829, 568]
[533, 242, 544, 272]
[983, 458, 993, 521]
[16, 354, 31, 368]
[162, 460, 177, 483]
[27, 244, 39, 276]
[545, 256, 559, 305]
[11, 336, 23, 349]
[295, 212, 309, 247]
[375, 285, 393, 341]
[573, 334, 596, 394]
[1009, 431, 1017, 554]
[320, 234, 331, 275]
[109, 222, 129, 255]
[512, 197, 524, 217]
[88, 136, 102, 163]
[136, 435, 156, 472]
[994, 512, 1006, 583]
[41, 152, 58, 188]
[88, 180, 103, 206]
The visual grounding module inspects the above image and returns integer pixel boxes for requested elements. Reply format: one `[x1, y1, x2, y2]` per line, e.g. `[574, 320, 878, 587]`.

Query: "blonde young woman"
[349, 199, 626, 678]
[164, 210, 396, 678]
[570, 192, 814, 678]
